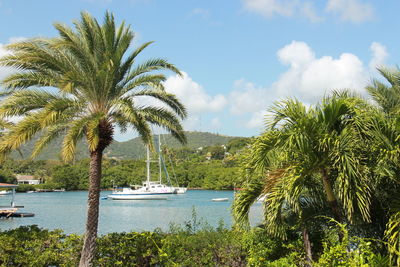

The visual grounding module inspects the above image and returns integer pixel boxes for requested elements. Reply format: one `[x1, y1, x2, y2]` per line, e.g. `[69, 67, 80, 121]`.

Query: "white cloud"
[273, 41, 367, 101]
[0, 44, 14, 83]
[0, 37, 30, 85]
[300, 2, 324, 23]
[230, 79, 274, 114]
[242, 0, 295, 17]
[369, 42, 388, 71]
[210, 117, 221, 129]
[326, 0, 374, 23]
[181, 116, 202, 131]
[277, 40, 315, 67]
[246, 110, 268, 128]
[164, 72, 227, 114]
[242, 0, 374, 23]
[242, 0, 323, 22]
[230, 40, 387, 129]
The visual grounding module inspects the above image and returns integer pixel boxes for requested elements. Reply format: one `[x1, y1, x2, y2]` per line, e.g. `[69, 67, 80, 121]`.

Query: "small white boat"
[53, 188, 66, 192]
[212, 198, 229, 202]
[176, 187, 187, 194]
[0, 191, 11, 195]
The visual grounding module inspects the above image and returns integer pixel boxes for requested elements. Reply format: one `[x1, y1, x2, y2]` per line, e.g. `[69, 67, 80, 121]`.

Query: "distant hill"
[11, 131, 239, 161]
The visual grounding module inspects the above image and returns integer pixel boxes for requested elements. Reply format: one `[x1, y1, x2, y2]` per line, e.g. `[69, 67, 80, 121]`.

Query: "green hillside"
[11, 131, 238, 161]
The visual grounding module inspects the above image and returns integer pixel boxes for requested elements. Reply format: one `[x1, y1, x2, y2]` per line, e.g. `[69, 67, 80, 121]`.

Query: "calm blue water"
[0, 190, 263, 235]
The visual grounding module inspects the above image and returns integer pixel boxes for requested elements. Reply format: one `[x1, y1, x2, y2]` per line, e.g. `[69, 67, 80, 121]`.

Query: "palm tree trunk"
[79, 148, 103, 267]
[321, 169, 342, 223]
[302, 227, 313, 266]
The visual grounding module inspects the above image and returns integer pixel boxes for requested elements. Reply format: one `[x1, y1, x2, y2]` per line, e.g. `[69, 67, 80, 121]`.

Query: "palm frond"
[232, 180, 264, 229]
[31, 124, 68, 159]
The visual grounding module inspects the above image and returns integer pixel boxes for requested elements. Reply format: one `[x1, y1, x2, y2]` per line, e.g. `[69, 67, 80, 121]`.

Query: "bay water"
[0, 190, 263, 234]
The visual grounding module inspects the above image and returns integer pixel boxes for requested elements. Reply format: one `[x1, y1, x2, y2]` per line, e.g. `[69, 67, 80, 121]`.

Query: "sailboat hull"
[107, 194, 168, 200]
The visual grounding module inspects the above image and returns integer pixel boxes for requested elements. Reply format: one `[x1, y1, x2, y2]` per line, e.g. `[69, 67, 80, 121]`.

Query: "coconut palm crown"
[0, 11, 186, 267]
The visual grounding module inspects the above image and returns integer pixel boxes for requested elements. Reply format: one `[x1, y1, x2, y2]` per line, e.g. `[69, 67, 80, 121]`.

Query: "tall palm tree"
[233, 94, 372, 261]
[0, 12, 186, 267]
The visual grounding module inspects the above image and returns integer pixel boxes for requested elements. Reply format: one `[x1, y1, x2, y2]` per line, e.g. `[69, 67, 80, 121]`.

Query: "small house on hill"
[16, 174, 40, 185]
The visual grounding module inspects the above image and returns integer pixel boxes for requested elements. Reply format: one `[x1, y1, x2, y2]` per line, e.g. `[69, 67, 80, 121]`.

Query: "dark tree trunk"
[302, 227, 313, 266]
[79, 148, 103, 267]
[79, 120, 113, 267]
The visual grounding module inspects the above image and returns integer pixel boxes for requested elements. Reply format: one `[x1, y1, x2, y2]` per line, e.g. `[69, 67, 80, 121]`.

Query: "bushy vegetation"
[1, 220, 391, 267]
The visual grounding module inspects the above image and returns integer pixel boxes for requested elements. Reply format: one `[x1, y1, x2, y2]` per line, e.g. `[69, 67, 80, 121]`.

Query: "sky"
[0, 0, 399, 140]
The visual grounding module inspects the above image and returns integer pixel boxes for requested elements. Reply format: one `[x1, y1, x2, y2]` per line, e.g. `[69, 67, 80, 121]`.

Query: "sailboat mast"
[146, 145, 151, 185]
[158, 135, 162, 183]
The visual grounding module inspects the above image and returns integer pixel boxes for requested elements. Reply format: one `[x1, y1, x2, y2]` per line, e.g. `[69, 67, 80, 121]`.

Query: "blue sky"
[0, 0, 399, 140]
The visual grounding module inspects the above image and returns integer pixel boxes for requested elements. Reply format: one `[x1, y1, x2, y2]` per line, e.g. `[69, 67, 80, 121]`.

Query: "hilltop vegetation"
[11, 131, 238, 161]
[0, 136, 251, 191]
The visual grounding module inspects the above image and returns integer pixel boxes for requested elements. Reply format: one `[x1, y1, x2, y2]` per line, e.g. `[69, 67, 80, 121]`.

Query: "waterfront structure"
[16, 174, 40, 185]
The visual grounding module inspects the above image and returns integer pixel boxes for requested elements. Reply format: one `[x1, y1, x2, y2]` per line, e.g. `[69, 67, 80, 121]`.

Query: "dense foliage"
[233, 84, 400, 265]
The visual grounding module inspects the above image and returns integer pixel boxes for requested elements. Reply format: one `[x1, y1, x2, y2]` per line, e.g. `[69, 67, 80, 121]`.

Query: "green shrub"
[160, 227, 246, 266]
[0, 225, 81, 266]
[95, 231, 164, 266]
[15, 184, 35, 192]
[0, 223, 389, 266]
[34, 182, 62, 191]
[316, 221, 390, 267]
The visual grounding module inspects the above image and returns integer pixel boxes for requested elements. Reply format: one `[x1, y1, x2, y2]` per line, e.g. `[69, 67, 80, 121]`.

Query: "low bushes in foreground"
[0, 223, 392, 267]
[0, 224, 297, 267]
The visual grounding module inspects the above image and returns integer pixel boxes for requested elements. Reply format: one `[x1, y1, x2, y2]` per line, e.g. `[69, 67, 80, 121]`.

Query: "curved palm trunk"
[79, 148, 103, 267]
[321, 169, 342, 223]
[321, 168, 345, 242]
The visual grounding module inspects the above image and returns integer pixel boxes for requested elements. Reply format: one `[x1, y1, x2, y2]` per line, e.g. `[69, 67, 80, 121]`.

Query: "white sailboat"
[107, 144, 176, 200]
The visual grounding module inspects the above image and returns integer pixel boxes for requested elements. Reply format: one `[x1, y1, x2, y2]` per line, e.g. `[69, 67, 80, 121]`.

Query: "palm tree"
[233, 94, 372, 261]
[0, 12, 186, 267]
[366, 67, 400, 117]
[366, 67, 400, 265]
